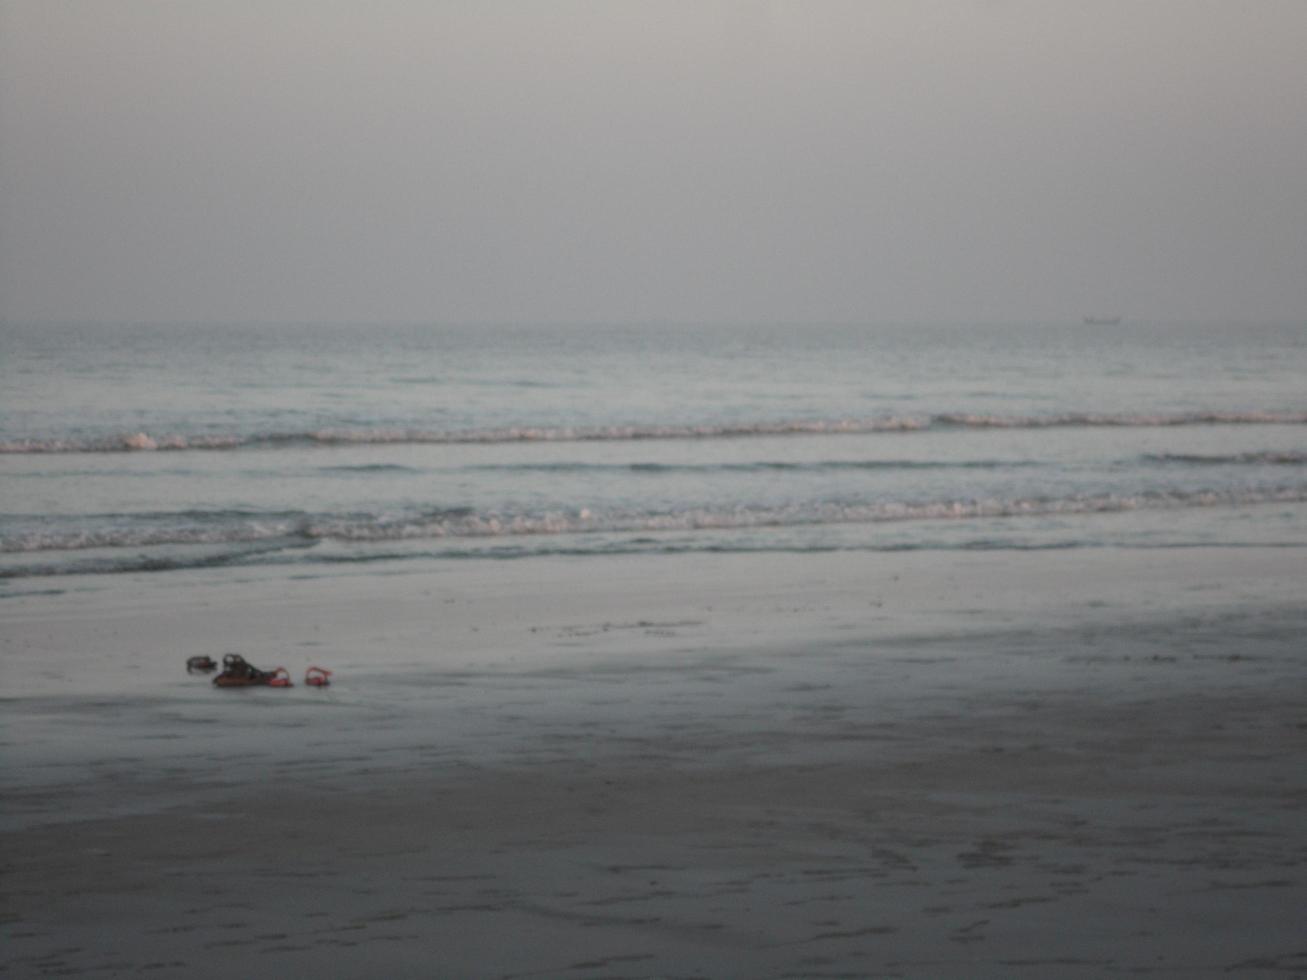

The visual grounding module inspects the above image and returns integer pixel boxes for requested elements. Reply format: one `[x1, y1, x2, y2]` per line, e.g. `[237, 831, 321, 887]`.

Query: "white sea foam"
[1145, 450, 1307, 465]
[6, 486, 1305, 557]
[4, 411, 1306, 454]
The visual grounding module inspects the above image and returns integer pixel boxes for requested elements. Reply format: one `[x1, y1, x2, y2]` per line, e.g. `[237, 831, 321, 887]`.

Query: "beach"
[5, 0, 1307, 973]
[3, 546, 1305, 978]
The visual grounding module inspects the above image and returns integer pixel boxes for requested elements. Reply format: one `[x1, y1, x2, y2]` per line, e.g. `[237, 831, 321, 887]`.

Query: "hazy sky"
[1, 1, 1304, 324]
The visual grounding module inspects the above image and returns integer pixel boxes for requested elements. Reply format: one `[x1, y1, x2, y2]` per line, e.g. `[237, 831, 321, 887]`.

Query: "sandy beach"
[6, 0, 1307, 974]
[2, 547, 1304, 978]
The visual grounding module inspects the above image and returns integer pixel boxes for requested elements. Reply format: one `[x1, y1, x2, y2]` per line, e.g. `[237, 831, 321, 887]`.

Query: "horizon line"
[4, 316, 1305, 329]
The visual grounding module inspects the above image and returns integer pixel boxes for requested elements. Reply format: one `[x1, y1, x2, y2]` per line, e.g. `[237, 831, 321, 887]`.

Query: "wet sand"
[2, 548, 1306, 978]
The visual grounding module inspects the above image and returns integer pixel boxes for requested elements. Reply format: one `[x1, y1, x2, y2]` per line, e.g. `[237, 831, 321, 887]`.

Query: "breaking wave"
[1144, 451, 1307, 466]
[6, 486, 1305, 559]
[469, 459, 1037, 475]
[4, 410, 1306, 454]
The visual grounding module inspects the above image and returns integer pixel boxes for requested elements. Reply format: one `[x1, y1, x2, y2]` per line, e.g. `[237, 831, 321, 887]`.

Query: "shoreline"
[3, 547, 1306, 977]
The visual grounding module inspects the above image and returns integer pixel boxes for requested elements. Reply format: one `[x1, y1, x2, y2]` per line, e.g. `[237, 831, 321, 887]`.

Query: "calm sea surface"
[2, 321, 1305, 589]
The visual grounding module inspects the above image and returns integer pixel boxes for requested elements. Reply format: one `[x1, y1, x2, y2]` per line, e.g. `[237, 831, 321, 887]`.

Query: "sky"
[1, 0, 1304, 324]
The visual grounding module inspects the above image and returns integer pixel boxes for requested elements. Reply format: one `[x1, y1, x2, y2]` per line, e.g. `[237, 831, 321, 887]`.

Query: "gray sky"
[1, 0, 1304, 324]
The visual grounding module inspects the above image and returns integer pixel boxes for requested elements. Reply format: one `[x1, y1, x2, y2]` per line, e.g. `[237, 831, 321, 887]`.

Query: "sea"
[2, 320, 1305, 593]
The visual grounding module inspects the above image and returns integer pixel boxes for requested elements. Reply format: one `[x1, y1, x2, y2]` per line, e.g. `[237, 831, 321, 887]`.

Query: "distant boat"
[1083, 315, 1123, 325]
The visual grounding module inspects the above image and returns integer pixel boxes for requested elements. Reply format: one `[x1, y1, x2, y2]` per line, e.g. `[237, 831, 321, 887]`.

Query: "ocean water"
[2, 321, 1305, 589]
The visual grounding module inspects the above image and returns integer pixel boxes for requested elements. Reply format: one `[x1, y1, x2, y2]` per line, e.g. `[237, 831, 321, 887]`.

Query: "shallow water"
[3, 321, 1305, 585]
